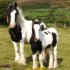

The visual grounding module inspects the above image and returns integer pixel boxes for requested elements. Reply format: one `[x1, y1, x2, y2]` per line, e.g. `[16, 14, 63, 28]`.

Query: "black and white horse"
[7, 2, 46, 65]
[30, 19, 58, 69]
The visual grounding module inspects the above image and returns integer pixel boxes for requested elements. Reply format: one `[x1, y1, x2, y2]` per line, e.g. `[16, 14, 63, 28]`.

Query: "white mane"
[16, 7, 26, 27]
[16, 7, 32, 42]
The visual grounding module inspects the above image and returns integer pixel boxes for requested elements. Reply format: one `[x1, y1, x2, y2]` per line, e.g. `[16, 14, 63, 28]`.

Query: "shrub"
[0, 0, 14, 26]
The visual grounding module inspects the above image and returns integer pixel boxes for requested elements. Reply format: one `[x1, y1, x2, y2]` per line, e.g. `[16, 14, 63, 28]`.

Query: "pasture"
[0, 27, 70, 70]
[0, 6, 70, 70]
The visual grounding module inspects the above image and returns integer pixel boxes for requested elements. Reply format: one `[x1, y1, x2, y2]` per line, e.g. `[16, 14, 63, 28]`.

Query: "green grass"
[23, 8, 70, 26]
[0, 27, 70, 70]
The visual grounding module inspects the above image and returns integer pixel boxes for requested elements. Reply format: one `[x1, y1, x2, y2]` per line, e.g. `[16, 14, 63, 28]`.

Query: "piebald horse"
[7, 2, 46, 65]
[30, 19, 58, 69]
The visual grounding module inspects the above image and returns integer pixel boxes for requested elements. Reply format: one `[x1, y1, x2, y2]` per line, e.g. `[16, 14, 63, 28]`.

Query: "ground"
[0, 27, 70, 70]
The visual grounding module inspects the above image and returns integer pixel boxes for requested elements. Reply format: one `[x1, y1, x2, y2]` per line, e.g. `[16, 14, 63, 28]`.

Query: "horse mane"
[16, 7, 26, 26]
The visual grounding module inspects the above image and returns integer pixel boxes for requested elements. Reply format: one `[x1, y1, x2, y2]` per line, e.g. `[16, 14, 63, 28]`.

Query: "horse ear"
[14, 2, 17, 8]
[32, 18, 35, 26]
[32, 18, 35, 23]
[39, 18, 42, 23]
[32, 18, 35, 22]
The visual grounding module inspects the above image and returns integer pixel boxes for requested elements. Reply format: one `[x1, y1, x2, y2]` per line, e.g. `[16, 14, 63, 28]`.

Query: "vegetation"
[0, 27, 70, 70]
[0, 1, 70, 27]
[22, 4, 70, 27]
[0, 1, 70, 70]
[0, 0, 14, 27]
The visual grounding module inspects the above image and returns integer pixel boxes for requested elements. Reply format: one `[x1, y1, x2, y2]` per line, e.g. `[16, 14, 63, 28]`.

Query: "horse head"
[7, 2, 18, 28]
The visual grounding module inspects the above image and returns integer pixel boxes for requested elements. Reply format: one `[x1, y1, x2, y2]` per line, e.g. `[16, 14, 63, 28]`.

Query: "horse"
[30, 19, 58, 69]
[6, 2, 46, 65]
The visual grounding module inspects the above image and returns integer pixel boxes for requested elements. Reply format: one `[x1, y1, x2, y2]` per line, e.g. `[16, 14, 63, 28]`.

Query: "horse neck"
[16, 7, 26, 28]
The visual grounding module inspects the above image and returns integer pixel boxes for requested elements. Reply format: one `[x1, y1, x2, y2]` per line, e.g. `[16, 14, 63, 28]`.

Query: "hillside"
[16, 0, 70, 7]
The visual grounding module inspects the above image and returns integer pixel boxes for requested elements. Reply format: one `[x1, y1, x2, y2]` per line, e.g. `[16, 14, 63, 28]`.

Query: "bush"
[0, 0, 14, 26]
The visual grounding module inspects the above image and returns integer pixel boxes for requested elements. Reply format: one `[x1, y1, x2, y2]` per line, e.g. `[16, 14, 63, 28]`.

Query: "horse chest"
[9, 26, 22, 42]
[30, 36, 42, 54]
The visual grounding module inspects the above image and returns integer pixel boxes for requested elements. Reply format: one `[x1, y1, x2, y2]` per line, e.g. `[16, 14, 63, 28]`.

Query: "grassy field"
[0, 3, 70, 70]
[0, 27, 70, 70]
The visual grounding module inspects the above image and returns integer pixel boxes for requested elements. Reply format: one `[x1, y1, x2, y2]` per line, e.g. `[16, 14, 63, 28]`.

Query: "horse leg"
[12, 41, 20, 63]
[19, 39, 27, 65]
[53, 45, 58, 68]
[42, 49, 48, 63]
[39, 52, 44, 68]
[48, 47, 53, 69]
[33, 53, 37, 69]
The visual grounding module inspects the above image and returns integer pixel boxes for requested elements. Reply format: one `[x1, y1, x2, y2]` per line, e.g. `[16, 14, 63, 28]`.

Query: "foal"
[30, 19, 58, 69]
[30, 19, 43, 69]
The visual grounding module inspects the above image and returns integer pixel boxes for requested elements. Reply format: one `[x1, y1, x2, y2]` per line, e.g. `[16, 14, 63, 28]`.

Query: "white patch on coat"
[10, 10, 17, 27]
[39, 30, 53, 48]
[43, 28, 58, 42]
[33, 24, 40, 40]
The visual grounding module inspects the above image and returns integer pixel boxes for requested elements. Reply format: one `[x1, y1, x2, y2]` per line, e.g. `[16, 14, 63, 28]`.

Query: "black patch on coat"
[52, 33, 57, 47]
[44, 32, 48, 35]
[32, 27, 35, 37]
[9, 25, 22, 42]
[30, 37, 42, 54]
[45, 44, 51, 49]
[30, 24, 42, 54]
[40, 25, 45, 31]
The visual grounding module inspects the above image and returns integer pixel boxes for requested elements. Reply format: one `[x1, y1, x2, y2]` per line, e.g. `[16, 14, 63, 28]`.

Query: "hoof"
[14, 60, 20, 64]
[40, 67, 46, 70]
[33, 68, 37, 70]
[48, 66, 53, 69]
[33, 66, 37, 70]
[53, 64, 58, 68]
[19, 61, 27, 66]
[40, 66, 45, 69]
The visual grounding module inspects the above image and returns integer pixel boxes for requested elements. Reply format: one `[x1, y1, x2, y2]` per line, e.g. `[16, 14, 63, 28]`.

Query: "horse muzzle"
[9, 22, 16, 28]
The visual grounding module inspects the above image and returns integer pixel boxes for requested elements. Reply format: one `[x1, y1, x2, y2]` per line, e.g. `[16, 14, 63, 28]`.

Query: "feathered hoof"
[40, 67, 46, 70]
[33, 68, 37, 70]
[48, 66, 53, 69]
[53, 64, 58, 69]
[33, 67, 37, 70]
[14, 59, 20, 64]
[19, 61, 27, 66]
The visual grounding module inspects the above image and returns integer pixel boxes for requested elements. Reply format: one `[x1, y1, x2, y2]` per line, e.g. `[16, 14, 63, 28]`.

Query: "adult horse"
[7, 2, 46, 65]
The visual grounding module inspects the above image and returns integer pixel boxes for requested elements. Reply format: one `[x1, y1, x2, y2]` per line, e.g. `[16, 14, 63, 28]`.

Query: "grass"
[0, 27, 70, 70]
[22, 7, 70, 27]
[0, 4, 70, 70]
